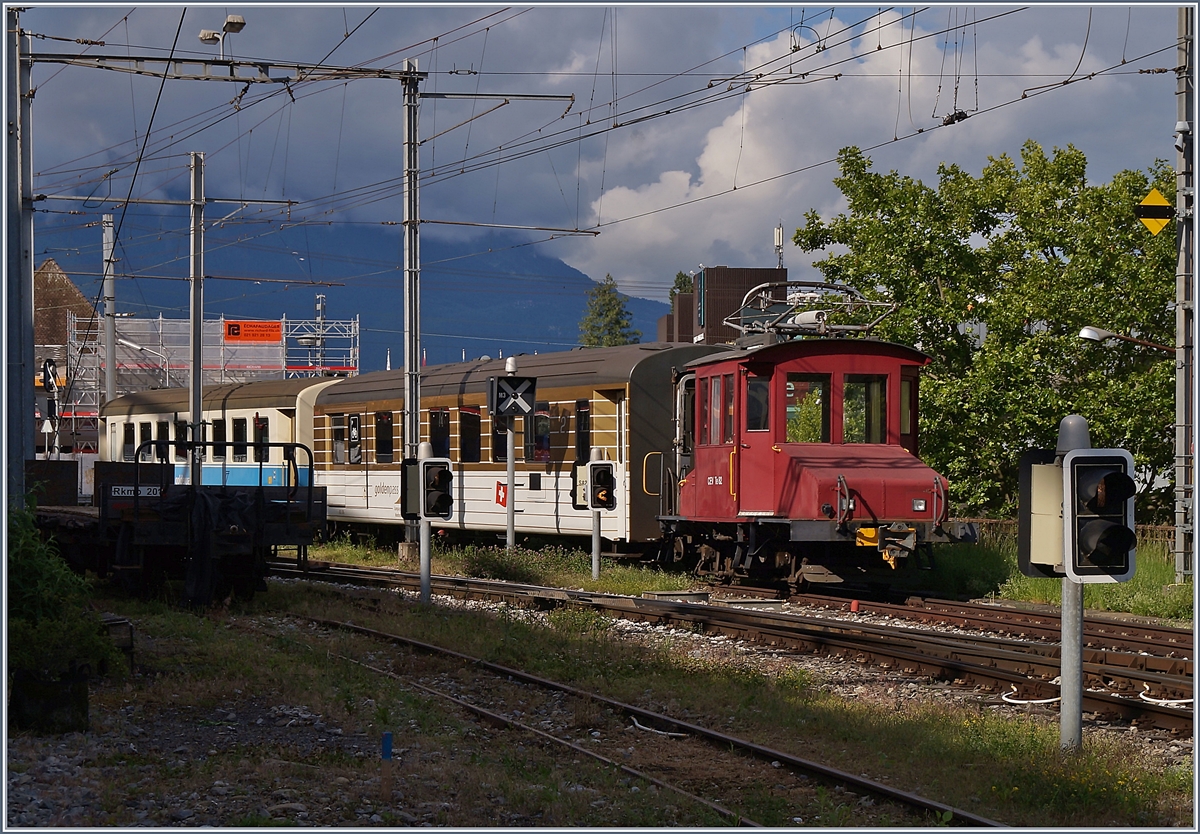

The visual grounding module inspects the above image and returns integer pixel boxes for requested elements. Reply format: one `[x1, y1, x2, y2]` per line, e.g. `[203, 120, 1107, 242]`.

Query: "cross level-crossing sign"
[487, 376, 538, 417]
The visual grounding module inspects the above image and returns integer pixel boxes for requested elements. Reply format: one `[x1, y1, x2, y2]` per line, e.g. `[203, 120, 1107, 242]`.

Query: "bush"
[7, 504, 124, 679]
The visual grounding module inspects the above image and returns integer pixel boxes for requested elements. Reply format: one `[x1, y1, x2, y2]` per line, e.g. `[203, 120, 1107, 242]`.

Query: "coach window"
[174, 420, 188, 461]
[156, 420, 170, 461]
[844, 375, 887, 444]
[786, 374, 830, 443]
[375, 412, 394, 463]
[232, 417, 248, 462]
[122, 423, 136, 461]
[460, 407, 481, 463]
[331, 414, 346, 464]
[347, 414, 361, 464]
[429, 408, 451, 458]
[212, 419, 227, 461]
[574, 399, 591, 462]
[254, 415, 270, 462]
[697, 377, 710, 445]
[492, 414, 509, 463]
[138, 422, 153, 461]
[746, 375, 770, 432]
[524, 402, 551, 462]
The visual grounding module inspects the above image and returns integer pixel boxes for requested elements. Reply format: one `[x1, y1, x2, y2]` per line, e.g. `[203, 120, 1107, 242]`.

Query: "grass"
[257, 580, 1192, 827]
[312, 528, 1193, 622]
[314, 531, 694, 596]
[34, 546, 1187, 828]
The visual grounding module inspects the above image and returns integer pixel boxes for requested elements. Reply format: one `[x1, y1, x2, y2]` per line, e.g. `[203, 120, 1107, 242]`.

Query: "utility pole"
[190, 152, 205, 487]
[6, 11, 35, 507]
[505, 357, 517, 549]
[103, 214, 116, 403]
[1174, 7, 1195, 584]
[402, 59, 424, 549]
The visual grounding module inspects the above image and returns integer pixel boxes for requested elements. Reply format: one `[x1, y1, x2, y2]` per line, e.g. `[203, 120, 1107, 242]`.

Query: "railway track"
[309, 615, 1002, 827]
[268, 560, 1194, 733]
[790, 592, 1193, 656]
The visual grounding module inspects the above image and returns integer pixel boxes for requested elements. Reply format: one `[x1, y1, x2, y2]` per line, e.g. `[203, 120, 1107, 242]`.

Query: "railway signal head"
[1062, 448, 1136, 583]
[587, 460, 617, 512]
[421, 458, 454, 521]
[41, 358, 57, 394]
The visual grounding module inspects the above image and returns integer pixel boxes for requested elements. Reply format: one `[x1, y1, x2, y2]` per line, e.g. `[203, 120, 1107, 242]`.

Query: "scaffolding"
[65, 311, 358, 404]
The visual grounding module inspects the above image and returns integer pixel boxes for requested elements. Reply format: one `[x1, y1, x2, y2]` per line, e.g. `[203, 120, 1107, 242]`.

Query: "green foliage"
[7, 504, 124, 678]
[785, 388, 824, 442]
[794, 143, 1175, 519]
[997, 537, 1193, 621]
[668, 270, 693, 301]
[579, 274, 641, 347]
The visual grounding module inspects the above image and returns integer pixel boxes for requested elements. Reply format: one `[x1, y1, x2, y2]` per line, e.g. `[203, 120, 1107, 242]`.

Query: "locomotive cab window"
[746, 374, 770, 432]
[460, 406, 481, 463]
[844, 375, 887, 444]
[900, 372, 919, 454]
[429, 408, 450, 458]
[722, 374, 734, 443]
[786, 374, 829, 443]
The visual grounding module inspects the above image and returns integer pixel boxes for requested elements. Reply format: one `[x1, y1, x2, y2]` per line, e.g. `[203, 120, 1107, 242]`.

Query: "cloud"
[22, 5, 1178, 307]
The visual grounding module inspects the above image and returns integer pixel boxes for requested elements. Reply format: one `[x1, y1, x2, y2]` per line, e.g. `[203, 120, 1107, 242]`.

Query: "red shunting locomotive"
[660, 284, 976, 588]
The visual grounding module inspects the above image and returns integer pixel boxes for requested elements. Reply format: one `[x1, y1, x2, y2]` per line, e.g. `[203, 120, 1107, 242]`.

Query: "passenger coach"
[310, 343, 729, 544]
[99, 378, 338, 486]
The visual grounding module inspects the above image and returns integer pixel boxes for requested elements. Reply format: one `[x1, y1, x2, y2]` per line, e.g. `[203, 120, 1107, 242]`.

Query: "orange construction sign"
[224, 320, 283, 343]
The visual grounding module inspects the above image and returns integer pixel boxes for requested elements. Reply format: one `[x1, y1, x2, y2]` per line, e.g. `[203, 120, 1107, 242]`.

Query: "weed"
[547, 608, 611, 636]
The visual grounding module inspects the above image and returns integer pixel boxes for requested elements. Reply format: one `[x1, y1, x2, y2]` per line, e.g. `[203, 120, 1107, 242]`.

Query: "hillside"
[38, 220, 668, 371]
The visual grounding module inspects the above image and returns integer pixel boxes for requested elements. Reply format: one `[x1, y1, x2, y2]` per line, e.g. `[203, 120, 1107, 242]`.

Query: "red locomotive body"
[665, 338, 973, 586]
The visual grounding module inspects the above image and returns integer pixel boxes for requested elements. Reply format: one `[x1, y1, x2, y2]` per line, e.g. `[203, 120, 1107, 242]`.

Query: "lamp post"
[1078, 326, 1175, 353]
[198, 14, 245, 60]
[117, 337, 169, 388]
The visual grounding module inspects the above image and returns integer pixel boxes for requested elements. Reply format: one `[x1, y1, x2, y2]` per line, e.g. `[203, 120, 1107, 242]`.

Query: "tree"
[579, 274, 642, 347]
[669, 270, 693, 301]
[794, 141, 1175, 520]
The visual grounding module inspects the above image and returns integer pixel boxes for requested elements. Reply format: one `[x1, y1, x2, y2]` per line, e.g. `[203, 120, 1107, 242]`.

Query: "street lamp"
[198, 14, 246, 60]
[118, 337, 170, 388]
[1078, 326, 1174, 353]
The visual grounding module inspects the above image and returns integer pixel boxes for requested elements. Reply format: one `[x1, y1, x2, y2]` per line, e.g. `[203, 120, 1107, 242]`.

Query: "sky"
[17, 3, 1184, 310]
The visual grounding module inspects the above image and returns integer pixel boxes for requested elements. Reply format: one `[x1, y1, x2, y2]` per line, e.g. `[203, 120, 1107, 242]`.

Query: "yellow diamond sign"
[1135, 188, 1174, 236]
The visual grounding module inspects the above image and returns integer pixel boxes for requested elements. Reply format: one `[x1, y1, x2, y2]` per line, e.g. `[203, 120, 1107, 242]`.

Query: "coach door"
[737, 368, 774, 515]
[692, 371, 738, 519]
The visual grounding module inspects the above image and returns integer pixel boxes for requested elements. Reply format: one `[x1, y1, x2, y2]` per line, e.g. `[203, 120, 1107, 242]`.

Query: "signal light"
[420, 458, 454, 521]
[1063, 449, 1136, 583]
[587, 461, 617, 512]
